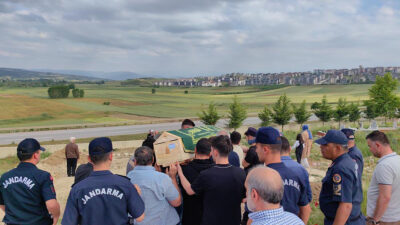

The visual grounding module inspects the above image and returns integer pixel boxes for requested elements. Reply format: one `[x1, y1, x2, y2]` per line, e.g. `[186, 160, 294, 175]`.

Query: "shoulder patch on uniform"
[333, 184, 341, 196]
[333, 174, 341, 183]
[116, 174, 130, 180]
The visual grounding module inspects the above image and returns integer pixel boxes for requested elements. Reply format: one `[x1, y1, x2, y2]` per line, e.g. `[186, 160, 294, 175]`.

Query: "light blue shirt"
[127, 166, 179, 225]
[249, 207, 304, 225]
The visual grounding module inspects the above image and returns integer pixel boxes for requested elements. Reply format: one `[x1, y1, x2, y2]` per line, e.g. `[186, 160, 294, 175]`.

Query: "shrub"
[258, 105, 272, 127]
[48, 85, 70, 98]
[199, 102, 221, 125]
[228, 96, 247, 130]
[72, 88, 85, 98]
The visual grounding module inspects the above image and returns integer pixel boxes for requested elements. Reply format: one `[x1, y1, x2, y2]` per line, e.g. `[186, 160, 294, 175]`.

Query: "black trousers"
[67, 158, 78, 176]
[295, 147, 303, 164]
[241, 211, 249, 225]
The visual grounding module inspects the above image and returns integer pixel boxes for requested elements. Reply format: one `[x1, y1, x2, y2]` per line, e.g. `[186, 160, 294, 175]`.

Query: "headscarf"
[302, 124, 312, 139]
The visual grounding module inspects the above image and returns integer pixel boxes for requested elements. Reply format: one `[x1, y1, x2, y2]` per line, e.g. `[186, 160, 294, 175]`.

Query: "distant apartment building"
[154, 66, 400, 87]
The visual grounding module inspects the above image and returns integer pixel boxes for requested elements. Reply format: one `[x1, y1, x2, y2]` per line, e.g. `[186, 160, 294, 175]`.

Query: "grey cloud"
[162, 20, 236, 33]
[0, 2, 15, 13]
[17, 13, 47, 23]
[62, 6, 119, 21]
[1, 0, 400, 76]
[52, 26, 141, 50]
[124, 0, 248, 14]
[0, 3, 7, 13]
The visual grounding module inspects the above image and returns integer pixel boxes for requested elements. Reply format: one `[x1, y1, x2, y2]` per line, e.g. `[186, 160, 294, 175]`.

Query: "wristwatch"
[366, 217, 380, 225]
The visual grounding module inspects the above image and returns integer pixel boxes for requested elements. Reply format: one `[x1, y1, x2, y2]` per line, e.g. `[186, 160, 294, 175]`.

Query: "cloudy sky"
[0, 0, 399, 77]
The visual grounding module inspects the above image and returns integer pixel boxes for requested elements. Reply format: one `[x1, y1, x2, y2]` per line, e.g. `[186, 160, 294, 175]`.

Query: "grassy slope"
[1, 83, 399, 128]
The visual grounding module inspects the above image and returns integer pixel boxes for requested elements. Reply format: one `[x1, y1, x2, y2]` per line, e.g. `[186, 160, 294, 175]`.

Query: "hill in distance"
[32, 69, 169, 80]
[0, 68, 104, 81]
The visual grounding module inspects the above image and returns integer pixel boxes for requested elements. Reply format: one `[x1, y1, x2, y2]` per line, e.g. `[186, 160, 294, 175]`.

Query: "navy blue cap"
[245, 127, 257, 137]
[17, 138, 45, 154]
[315, 130, 348, 145]
[89, 137, 113, 155]
[341, 128, 355, 140]
[255, 127, 282, 144]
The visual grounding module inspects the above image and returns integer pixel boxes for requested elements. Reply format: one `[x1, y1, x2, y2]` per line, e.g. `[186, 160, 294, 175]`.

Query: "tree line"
[47, 84, 85, 99]
[199, 73, 400, 131]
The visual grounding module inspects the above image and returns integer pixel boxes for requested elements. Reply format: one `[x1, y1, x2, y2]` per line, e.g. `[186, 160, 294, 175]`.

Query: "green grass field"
[0, 83, 398, 129]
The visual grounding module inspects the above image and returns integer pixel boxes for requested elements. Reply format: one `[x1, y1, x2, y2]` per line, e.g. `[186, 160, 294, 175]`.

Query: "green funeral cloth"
[167, 125, 220, 153]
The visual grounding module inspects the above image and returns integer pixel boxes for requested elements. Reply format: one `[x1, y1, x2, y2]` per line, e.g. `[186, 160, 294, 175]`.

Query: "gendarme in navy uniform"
[61, 137, 145, 225]
[341, 129, 364, 181]
[255, 127, 309, 217]
[0, 138, 60, 225]
[316, 130, 364, 225]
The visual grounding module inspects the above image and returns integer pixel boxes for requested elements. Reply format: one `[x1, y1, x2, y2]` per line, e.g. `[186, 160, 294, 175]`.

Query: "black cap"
[341, 128, 355, 140]
[244, 127, 257, 137]
[315, 130, 348, 145]
[89, 137, 113, 155]
[17, 138, 45, 154]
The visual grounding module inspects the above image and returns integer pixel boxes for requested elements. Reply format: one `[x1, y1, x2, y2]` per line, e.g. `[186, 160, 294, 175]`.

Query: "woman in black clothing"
[293, 134, 305, 164]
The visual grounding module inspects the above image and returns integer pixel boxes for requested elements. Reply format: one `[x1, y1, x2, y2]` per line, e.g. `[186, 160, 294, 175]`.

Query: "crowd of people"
[1, 118, 400, 225]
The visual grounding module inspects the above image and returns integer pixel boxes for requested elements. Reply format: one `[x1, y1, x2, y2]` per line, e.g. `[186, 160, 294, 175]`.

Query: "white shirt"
[367, 152, 400, 222]
[233, 145, 244, 168]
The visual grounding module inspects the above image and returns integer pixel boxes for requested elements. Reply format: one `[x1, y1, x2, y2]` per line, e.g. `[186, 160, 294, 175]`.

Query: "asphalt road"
[0, 115, 318, 145]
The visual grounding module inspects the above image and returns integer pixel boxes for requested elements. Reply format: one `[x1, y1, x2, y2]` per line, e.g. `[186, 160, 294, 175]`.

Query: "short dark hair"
[196, 138, 211, 155]
[17, 151, 37, 161]
[366, 130, 390, 145]
[134, 146, 154, 166]
[280, 136, 290, 154]
[230, 131, 241, 145]
[211, 135, 232, 157]
[181, 119, 195, 128]
[90, 152, 111, 164]
[261, 143, 282, 153]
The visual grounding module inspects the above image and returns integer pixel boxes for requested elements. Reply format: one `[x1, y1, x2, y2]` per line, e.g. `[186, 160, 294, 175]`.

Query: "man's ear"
[213, 149, 219, 158]
[34, 151, 40, 161]
[375, 141, 381, 149]
[262, 144, 269, 154]
[88, 155, 92, 163]
[109, 152, 113, 161]
[251, 188, 258, 200]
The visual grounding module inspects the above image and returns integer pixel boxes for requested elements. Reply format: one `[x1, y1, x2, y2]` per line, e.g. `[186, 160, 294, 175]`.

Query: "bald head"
[246, 166, 283, 204]
[217, 130, 229, 137]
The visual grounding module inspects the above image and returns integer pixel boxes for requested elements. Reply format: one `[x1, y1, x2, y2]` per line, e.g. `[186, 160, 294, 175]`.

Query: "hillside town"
[154, 66, 400, 87]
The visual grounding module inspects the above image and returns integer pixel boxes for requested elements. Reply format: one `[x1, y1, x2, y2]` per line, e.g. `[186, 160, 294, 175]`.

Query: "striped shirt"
[249, 207, 304, 225]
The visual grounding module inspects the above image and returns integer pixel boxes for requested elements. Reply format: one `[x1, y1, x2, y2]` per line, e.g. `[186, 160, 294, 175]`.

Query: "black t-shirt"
[244, 146, 261, 174]
[142, 134, 156, 149]
[191, 164, 246, 225]
[73, 162, 93, 185]
[180, 159, 214, 225]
